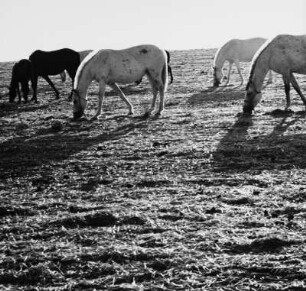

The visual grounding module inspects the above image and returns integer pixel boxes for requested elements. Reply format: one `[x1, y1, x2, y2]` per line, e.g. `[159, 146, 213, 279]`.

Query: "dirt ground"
[0, 48, 306, 290]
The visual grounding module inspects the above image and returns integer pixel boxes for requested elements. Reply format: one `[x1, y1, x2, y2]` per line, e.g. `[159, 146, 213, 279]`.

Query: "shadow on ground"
[212, 110, 306, 172]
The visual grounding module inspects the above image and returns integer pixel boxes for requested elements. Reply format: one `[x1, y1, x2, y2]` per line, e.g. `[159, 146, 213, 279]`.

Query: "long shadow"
[213, 111, 306, 173]
[0, 102, 49, 118]
[0, 116, 152, 180]
[188, 87, 245, 107]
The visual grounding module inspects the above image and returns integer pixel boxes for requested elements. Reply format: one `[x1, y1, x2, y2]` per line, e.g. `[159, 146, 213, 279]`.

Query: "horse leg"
[109, 83, 134, 115]
[157, 86, 165, 115]
[66, 69, 76, 100]
[91, 80, 106, 120]
[234, 60, 244, 86]
[223, 62, 232, 86]
[31, 76, 37, 103]
[146, 73, 159, 115]
[262, 70, 273, 90]
[21, 81, 29, 103]
[266, 70, 273, 85]
[290, 73, 306, 109]
[43, 76, 60, 99]
[283, 75, 291, 111]
[16, 83, 21, 103]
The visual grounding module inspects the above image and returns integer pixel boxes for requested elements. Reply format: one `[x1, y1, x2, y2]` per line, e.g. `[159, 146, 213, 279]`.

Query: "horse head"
[243, 81, 262, 114]
[213, 66, 222, 87]
[72, 89, 87, 119]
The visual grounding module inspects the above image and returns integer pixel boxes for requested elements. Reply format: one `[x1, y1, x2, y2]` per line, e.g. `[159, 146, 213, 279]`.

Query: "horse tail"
[165, 50, 170, 64]
[161, 51, 168, 92]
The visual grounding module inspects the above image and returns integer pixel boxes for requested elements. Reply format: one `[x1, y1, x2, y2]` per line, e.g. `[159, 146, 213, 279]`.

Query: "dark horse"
[9, 59, 32, 103]
[29, 48, 80, 102]
[135, 50, 173, 85]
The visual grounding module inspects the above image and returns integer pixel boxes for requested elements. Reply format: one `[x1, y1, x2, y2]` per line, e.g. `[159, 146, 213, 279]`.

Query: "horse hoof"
[143, 111, 152, 118]
[155, 111, 163, 117]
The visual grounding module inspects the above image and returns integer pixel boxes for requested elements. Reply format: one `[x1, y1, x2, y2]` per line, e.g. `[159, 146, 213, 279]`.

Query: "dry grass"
[0, 49, 306, 290]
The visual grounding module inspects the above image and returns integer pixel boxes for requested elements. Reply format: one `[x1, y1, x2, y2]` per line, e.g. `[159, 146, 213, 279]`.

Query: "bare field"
[0, 49, 306, 290]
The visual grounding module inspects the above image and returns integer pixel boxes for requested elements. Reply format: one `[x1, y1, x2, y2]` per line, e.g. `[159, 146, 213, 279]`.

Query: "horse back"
[219, 38, 267, 63]
[95, 45, 166, 84]
[29, 48, 80, 76]
[269, 35, 306, 74]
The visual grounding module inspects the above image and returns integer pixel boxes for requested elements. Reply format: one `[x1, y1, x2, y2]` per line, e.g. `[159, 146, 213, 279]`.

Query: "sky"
[0, 0, 305, 61]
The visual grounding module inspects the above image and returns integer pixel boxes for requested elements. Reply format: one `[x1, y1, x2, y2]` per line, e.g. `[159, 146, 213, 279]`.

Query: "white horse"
[243, 34, 306, 114]
[60, 50, 93, 82]
[72, 44, 168, 120]
[213, 37, 272, 87]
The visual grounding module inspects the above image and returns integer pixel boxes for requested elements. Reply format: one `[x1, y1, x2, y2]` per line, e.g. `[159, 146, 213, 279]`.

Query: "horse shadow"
[0, 115, 156, 180]
[188, 86, 245, 107]
[0, 102, 49, 118]
[212, 111, 306, 172]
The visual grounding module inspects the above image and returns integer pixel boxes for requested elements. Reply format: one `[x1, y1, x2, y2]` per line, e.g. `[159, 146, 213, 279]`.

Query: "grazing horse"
[213, 37, 272, 87]
[243, 34, 306, 114]
[29, 48, 80, 102]
[8, 59, 32, 103]
[60, 50, 93, 83]
[135, 50, 173, 85]
[72, 44, 168, 120]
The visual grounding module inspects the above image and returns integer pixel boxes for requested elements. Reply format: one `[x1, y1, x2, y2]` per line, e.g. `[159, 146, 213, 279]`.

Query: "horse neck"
[213, 46, 228, 69]
[249, 49, 271, 91]
[75, 63, 93, 98]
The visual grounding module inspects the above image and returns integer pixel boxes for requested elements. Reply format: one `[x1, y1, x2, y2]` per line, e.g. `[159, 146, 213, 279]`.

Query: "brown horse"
[29, 48, 80, 102]
[8, 59, 32, 103]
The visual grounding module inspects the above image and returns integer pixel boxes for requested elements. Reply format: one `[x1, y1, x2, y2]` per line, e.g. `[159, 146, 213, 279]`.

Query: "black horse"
[135, 50, 173, 85]
[9, 59, 32, 103]
[29, 48, 80, 102]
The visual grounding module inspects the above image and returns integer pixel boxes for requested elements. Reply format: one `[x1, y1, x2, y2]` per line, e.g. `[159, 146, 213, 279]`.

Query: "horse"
[72, 44, 168, 120]
[8, 59, 32, 103]
[243, 34, 306, 114]
[213, 37, 272, 87]
[60, 50, 93, 83]
[135, 50, 173, 85]
[29, 48, 80, 102]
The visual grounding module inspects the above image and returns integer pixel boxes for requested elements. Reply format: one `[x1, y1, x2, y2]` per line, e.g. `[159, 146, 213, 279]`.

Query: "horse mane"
[213, 40, 237, 67]
[74, 50, 100, 90]
[247, 38, 271, 86]
[213, 45, 224, 67]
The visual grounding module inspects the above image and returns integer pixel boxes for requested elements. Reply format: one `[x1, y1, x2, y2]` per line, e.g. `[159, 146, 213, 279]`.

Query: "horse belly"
[108, 58, 145, 84]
